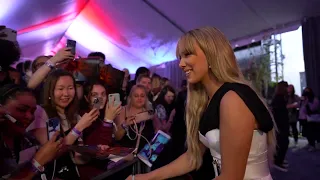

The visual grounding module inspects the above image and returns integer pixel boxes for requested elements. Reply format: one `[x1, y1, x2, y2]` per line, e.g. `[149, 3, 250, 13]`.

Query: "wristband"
[104, 118, 113, 123]
[71, 127, 82, 137]
[101, 120, 113, 127]
[121, 123, 128, 131]
[31, 158, 45, 172]
[29, 162, 38, 173]
[113, 122, 118, 131]
[44, 60, 55, 70]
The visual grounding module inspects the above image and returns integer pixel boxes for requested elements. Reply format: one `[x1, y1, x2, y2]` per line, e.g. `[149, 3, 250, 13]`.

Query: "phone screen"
[47, 117, 61, 141]
[66, 39, 76, 55]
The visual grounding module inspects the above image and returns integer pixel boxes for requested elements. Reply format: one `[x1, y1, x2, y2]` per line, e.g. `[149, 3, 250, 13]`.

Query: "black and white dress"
[198, 83, 274, 179]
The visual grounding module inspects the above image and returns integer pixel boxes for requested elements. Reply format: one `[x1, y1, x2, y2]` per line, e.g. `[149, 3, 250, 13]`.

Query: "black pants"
[289, 121, 299, 143]
[274, 130, 289, 165]
[300, 120, 308, 137]
[304, 122, 320, 147]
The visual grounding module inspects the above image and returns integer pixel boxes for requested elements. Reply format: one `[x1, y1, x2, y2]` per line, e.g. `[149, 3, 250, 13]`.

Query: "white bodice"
[199, 129, 272, 180]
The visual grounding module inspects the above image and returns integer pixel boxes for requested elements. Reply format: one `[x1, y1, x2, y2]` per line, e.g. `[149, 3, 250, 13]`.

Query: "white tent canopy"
[1, 0, 320, 72]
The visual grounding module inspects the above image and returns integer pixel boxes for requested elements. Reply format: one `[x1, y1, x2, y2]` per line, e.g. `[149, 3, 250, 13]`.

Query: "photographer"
[299, 87, 320, 151]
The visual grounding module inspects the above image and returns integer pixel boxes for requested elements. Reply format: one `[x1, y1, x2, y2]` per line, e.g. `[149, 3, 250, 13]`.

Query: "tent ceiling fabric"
[1, 0, 320, 72]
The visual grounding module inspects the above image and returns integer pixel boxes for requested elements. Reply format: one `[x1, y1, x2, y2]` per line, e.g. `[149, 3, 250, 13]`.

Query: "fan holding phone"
[105, 93, 122, 123]
[114, 85, 155, 150]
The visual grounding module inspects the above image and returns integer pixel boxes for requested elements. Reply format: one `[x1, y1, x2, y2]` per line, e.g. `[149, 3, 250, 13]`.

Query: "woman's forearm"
[64, 124, 86, 145]
[64, 133, 79, 145]
[27, 65, 51, 89]
[148, 152, 195, 180]
[114, 125, 126, 140]
[27, 56, 60, 89]
[152, 116, 162, 133]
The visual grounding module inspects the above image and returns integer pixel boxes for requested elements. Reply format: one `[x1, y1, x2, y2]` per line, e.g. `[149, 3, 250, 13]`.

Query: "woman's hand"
[50, 47, 74, 64]
[97, 144, 110, 151]
[135, 112, 153, 123]
[96, 145, 110, 157]
[33, 131, 62, 166]
[104, 100, 122, 121]
[75, 108, 99, 131]
[124, 116, 136, 126]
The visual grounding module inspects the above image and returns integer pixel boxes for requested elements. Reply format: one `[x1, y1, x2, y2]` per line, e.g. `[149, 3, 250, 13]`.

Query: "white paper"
[108, 154, 124, 162]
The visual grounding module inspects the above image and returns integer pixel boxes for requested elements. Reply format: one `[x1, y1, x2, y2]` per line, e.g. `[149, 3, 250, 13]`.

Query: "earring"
[49, 97, 51, 100]
[209, 65, 211, 69]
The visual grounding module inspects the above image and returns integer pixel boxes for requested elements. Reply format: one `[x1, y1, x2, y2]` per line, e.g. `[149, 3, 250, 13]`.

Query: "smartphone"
[66, 39, 76, 55]
[93, 97, 102, 109]
[108, 93, 121, 107]
[135, 111, 153, 123]
[47, 117, 62, 141]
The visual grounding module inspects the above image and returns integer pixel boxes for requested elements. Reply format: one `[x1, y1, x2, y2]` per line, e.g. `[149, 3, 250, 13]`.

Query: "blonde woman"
[127, 27, 276, 180]
[115, 85, 155, 148]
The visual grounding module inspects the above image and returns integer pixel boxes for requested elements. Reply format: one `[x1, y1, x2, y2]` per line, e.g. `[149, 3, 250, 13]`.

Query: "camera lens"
[93, 98, 99, 104]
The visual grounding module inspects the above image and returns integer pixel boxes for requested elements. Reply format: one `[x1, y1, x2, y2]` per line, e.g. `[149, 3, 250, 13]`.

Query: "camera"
[93, 97, 102, 109]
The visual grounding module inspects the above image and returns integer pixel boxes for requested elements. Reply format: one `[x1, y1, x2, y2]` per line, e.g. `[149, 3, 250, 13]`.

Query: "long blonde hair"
[176, 27, 276, 169]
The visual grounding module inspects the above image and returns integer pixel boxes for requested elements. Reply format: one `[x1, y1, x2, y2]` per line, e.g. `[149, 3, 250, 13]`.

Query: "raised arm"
[64, 109, 99, 145]
[27, 48, 73, 89]
[217, 91, 256, 180]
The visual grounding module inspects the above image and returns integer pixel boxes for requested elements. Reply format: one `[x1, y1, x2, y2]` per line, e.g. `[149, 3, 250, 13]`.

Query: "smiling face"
[4, 93, 37, 135]
[176, 28, 241, 87]
[53, 76, 76, 111]
[178, 41, 210, 84]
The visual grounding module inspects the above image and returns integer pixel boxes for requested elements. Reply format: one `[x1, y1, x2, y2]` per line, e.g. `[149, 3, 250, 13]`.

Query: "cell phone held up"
[108, 93, 121, 107]
[134, 111, 153, 124]
[47, 117, 62, 142]
[93, 97, 102, 109]
[66, 39, 76, 55]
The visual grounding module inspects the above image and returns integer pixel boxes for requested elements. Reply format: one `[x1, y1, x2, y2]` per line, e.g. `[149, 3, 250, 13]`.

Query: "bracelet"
[29, 162, 38, 173]
[31, 158, 45, 172]
[45, 60, 55, 70]
[121, 123, 128, 131]
[104, 118, 113, 123]
[113, 122, 118, 132]
[71, 127, 82, 137]
[101, 120, 113, 127]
